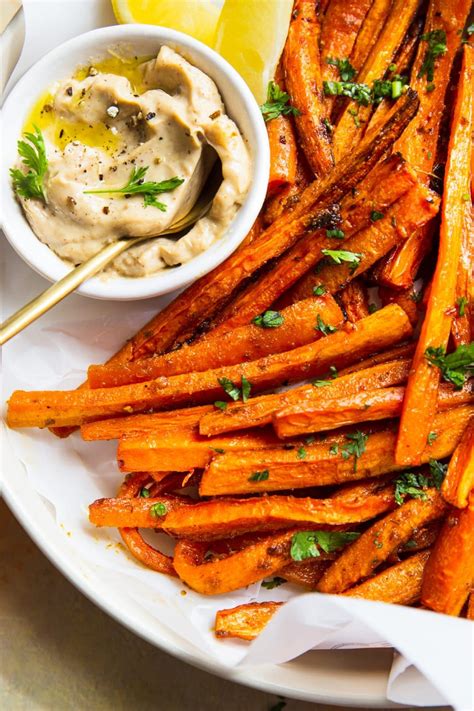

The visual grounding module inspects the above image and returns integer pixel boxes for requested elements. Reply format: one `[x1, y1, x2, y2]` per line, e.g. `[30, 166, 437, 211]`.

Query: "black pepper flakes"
[145, 112, 156, 121]
[102, 206, 110, 215]
[66, 87, 73, 96]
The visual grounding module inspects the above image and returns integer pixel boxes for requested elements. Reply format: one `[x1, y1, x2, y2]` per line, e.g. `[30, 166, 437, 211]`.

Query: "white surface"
[1, 21, 269, 300]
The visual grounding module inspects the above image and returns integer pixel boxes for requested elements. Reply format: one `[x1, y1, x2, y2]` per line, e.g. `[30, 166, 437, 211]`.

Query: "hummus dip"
[14, 46, 252, 277]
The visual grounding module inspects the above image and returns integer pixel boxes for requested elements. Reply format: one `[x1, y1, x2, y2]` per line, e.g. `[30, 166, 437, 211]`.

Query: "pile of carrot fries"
[7, 0, 474, 641]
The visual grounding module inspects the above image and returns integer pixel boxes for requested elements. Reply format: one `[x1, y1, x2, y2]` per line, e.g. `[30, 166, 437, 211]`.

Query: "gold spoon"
[0, 166, 221, 345]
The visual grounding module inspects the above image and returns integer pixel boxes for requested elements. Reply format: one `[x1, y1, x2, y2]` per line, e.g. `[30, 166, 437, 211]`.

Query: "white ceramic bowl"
[0, 24, 269, 300]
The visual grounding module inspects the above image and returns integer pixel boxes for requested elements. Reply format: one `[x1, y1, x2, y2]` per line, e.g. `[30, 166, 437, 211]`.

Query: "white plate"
[1, 1, 403, 706]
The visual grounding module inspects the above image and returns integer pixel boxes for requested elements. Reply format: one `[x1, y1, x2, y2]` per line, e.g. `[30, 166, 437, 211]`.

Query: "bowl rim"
[0, 23, 269, 301]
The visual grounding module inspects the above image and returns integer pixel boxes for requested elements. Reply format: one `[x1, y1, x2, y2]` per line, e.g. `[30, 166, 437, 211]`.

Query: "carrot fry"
[343, 551, 431, 605]
[117, 427, 282, 473]
[163, 491, 396, 540]
[173, 532, 295, 595]
[421, 494, 474, 616]
[215, 156, 418, 329]
[452, 208, 473, 347]
[349, 0, 393, 74]
[81, 404, 212, 441]
[199, 358, 412, 437]
[379, 286, 420, 328]
[317, 490, 446, 593]
[320, 0, 373, 113]
[266, 114, 298, 196]
[378, 0, 473, 289]
[89, 494, 190, 529]
[215, 602, 282, 640]
[283, 0, 334, 176]
[332, 0, 420, 161]
[273, 384, 473, 439]
[117, 472, 176, 577]
[88, 294, 344, 388]
[288, 184, 440, 301]
[199, 406, 472, 496]
[441, 418, 474, 508]
[396, 46, 474, 465]
[338, 280, 370, 322]
[7, 305, 413, 429]
[338, 343, 415, 375]
[279, 559, 332, 589]
[263, 152, 312, 226]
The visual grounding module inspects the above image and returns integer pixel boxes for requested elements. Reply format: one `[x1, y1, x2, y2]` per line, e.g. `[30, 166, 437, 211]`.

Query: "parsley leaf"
[341, 431, 368, 471]
[140, 487, 150, 498]
[315, 314, 338, 336]
[261, 576, 286, 590]
[241, 375, 251, 403]
[84, 166, 184, 210]
[428, 458, 447, 489]
[248, 469, 269, 482]
[10, 125, 48, 201]
[326, 228, 345, 239]
[321, 249, 362, 272]
[456, 297, 468, 317]
[427, 431, 438, 446]
[290, 530, 360, 561]
[425, 343, 474, 388]
[218, 376, 241, 401]
[149, 502, 167, 517]
[253, 310, 284, 328]
[214, 400, 228, 411]
[218, 376, 252, 403]
[326, 57, 356, 82]
[312, 379, 332, 387]
[370, 210, 384, 222]
[313, 284, 327, 296]
[323, 80, 372, 105]
[393, 462, 446, 506]
[418, 29, 447, 83]
[260, 81, 300, 122]
[296, 446, 307, 460]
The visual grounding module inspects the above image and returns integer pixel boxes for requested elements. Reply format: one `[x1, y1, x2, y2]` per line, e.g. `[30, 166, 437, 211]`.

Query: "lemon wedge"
[111, 0, 222, 47]
[213, 0, 294, 103]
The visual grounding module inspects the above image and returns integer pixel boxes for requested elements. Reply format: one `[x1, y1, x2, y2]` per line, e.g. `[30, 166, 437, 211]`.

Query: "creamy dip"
[14, 46, 252, 277]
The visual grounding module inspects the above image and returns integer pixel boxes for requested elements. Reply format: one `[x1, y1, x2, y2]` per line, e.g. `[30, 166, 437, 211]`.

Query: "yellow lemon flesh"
[213, 0, 294, 103]
[111, 0, 221, 47]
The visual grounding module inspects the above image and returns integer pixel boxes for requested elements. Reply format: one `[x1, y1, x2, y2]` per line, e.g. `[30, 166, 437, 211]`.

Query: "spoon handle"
[0, 238, 133, 345]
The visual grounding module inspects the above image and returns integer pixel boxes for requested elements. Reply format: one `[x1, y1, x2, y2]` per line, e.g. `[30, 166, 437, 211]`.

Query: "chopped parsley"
[370, 210, 384, 222]
[290, 530, 360, 561]
[427, 431, 438, 446]
[456, 297, 468, 317]
[326, 228, 345, 239]
[315, 314, 338, 336]
[296, 446, 307, 460]
[418, 30, 447, 84]
[425, 343, 474, 388]
[253, 310, 284, 328]
[326, 57, 356, 82]
[10, 125, 48, 201]
[261, 577, 286, 590]
[149, 502, 167, 517]
[140, 487, 150, 498]
[84, 166, 184, 210]
[393, 461, 446, 505]
[312, 378, 332, 387]
[214, 400, 228, 411]
[260, 81, 300, 122]
[321, 249, 362, 272]
[248, 469, 269, 482]
[329, 443, 339, 455]
[241, 375, 251, 403]
[341, 431, 368, 471]
[313, 284, 327, 296]
[323, 76, 408, 105]
[210, 447, 225, 454]
[428, 458, 448, 489]
[218, 376, 252, 403]
[368, 303, 378, 314]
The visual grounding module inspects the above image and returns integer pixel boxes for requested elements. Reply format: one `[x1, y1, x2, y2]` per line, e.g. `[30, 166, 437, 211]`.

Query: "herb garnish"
[84, 166, 184, 211]
[428, 458, 448, 489]
[427, 431, 437, 446]
[253, 310, 284, 328]
[321, 249, 362, 272]
[290, 530, 360, 561]
[456, 297, 468, 317]
[326, 228, 345, 239]
[393, 461, 446, 505]
[326, 57, 356, 82]
[261, 577, 286, 590]
[10, 125, 48, 202]
[425, 343, 474, 388]
[241, 375, 251, 403]
[218, 376, 252, 403]
[296, 446, 307, 460]
[260, 81, 300, 122]
[370, 210, 384, 222]
[315, 314, 338, 336]
[323, 76, 408, 105]
[313, 284, 327, 296]
[341, 431, 368, 471]
[140, 487, 150, 498]
[213, 400, 228, 411]
[149, 502, 167, 517]
[312, 379, 332, 387]
[248, 469, 269, 482]
[418, 30, 447, 84]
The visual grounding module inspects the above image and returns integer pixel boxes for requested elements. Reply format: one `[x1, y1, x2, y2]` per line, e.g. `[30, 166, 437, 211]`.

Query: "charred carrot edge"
[379, 286, 420, 328]
[199, 406, 473, 496]
[396, 46, 474, 466]
[441, 418, 474, 508]
[288, 184, 440, 302]
[263, 152, 313, 226]
[173, 533, 295, 595]
[87, 294, 344, 388]
[117, 427, 282, 474]
[213, 156, 417, 330]
[338, 343, 415, 375]
[283, 0, 334, 176]
[343, 550, 431, 605]
[215, 602, 283, 640]
[279, 558, 332, 589]
[117, 472, 177, 577]
[349, 0, 393, 73]
[338, 280, 370, 322]
[320, 0, 373, 114]
[273, 385, 473, 439]
[317, 490, 446, 593]
[7, 305, 413, 429]
[421, 494, 474, 616]
[332, 0, 420, 161]
[199, 357, 412, 437]
[378, 0, 473, 289]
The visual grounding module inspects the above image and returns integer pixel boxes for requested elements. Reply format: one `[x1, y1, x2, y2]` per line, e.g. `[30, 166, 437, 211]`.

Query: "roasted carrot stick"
[89, 494, 191, 529]
[263, 152, 312, 226]
[199, 406, 472, 496]
[87, 294, 344, 388]
[338, 343, 415, 375]
[343, 551, 431, 605]
[199, 358, 412, 437]
[117, 427, 281, 473]
[396, 45, 474, 465]
[452, 208, 473, 347]
[377, 0, 473, 289]
[338, 280, 370, 322]
[279, 558, 332, 589]
[349, 0, 393, 74]
[273, 385, 473, 439]
[287, 184, 439, 301]
[441, 418, 474, 508]
[213, 156, 418, 330]
[266, 64, 298, 196]
[317, 490, 446, 593]
[283, 0, 334, 176]
[421, 494, 474, 616]
[173, 533, 295, 595]
[7, 305, 413, 429]
[332, 0, 420, 161]
[215, 602, 282, 640]
[378, 286, 420, 328]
